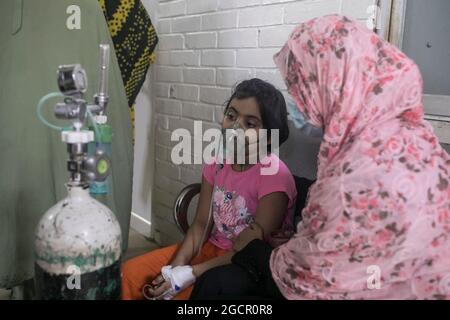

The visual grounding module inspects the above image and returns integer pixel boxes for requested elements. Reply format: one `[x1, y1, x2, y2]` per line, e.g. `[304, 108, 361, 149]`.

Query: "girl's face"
[222, 97, 263, 132]
[222, 97, 266, 164]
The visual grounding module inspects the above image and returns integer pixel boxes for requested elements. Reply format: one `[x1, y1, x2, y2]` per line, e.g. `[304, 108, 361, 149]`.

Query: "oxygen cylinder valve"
[53, 44, 112, 187]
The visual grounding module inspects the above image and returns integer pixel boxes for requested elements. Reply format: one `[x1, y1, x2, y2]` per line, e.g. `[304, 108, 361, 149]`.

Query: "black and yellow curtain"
[99, 0, 158, 144]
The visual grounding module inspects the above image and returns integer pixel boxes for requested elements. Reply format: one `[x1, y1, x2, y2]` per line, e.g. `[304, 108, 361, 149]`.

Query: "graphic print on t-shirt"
[212, 186, 255, 240]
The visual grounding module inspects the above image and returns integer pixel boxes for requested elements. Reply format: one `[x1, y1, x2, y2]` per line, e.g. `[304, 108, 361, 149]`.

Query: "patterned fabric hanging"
[99, 0, 158, 108]
[99, 0, 158, 145]
[129, 105, 136, 145]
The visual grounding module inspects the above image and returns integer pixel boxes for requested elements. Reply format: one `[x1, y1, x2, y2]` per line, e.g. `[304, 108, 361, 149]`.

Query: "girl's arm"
[171, 175, 215, 266]
[148, 175, 214, 298]
[234, 191, 288, 251]
[191, 192, 288, 278]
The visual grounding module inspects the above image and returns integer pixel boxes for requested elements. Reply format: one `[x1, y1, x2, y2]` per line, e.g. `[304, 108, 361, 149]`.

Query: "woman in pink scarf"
[271, 14, 450, 299]
[191, 14, 450, 300]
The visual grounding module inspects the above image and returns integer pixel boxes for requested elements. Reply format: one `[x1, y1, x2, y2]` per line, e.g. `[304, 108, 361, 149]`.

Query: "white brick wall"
[187, 0, 218, 14]
[284, 0, 341, 24]
[218, 29, 259, 48]
[259, 26, 297, 47]
[199, 86, 231, 105]
[172, 16, 201, 33]
[236, 48, 281, 67]
[158, 34, 184, 50]
[202, 50, 236, 66]
[183, 68, 216, 85]
[217, 68, 252, 86]
[158, 19, 171, 34]
[158, 0, 186, 18]
[238, 6, 284, 27]
[201, 11, 238, 30]
[155, 65, 183, 82]
[218, 0, 262, 10]
[170, 84, 200, 101]
[186, 32, 217, 49]
[169, 50, 201, 66]
[151, 0, 376, 246]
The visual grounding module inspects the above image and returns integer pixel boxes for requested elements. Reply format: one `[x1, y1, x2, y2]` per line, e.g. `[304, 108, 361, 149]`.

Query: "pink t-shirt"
[202, 154, 297, 251]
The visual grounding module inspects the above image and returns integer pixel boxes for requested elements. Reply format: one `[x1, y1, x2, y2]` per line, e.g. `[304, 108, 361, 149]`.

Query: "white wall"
[130, 0, 159, 237]
[151, 0, 376, 246]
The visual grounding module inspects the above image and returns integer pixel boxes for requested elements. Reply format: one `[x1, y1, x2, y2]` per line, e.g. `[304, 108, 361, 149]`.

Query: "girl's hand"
[143, 265, 196, 299]
[233, 222, 264, 252]
[143, 274, 172, 300]
[151, 274, 165, 287]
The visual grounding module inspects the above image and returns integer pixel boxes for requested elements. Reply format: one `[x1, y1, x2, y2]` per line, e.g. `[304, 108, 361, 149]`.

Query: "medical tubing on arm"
[195, 131, 227, 258]
[195, 165, 219, 258]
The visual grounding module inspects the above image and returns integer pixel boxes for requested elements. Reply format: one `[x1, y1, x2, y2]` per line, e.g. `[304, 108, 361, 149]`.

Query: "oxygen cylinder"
[34, 44, 120, 300]
[34, 184, 122, 300]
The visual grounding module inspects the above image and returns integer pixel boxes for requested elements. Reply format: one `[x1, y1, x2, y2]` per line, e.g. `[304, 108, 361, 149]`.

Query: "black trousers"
[190, 239, 285, 300]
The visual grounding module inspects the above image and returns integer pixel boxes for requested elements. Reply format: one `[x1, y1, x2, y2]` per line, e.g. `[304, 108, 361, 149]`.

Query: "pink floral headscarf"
[271, 15, 450, 299]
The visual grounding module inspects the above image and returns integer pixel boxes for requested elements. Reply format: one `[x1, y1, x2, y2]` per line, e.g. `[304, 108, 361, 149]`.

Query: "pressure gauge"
[57, 64, 88, 95]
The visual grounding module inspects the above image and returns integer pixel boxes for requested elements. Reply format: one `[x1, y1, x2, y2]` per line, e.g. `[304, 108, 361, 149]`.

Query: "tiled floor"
[0, 228, 159, 300]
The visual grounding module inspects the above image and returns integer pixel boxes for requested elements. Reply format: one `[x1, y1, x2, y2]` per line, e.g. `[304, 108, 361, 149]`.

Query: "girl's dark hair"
[224, 78, 289, 147]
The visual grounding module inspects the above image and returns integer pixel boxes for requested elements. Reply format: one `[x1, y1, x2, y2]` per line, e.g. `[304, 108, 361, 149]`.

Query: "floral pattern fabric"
[271, 15, 450, 299]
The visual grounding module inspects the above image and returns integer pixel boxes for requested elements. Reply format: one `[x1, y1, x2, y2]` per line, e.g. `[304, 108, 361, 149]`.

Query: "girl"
[121, 78, 297, 300]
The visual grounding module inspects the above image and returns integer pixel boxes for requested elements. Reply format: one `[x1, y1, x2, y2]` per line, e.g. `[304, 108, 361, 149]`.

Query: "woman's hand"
[233, 222, 264, 252]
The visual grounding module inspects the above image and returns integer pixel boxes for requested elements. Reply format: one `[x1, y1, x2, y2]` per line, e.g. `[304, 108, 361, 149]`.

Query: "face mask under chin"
[286, 97, 323, 138]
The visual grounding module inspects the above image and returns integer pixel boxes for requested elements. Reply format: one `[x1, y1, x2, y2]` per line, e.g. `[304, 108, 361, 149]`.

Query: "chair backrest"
[173, 183, 201, 234]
